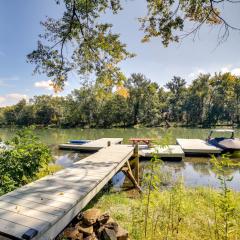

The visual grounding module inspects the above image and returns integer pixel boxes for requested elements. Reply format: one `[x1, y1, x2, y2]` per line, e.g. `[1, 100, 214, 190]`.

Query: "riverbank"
[86, 186, 240, 240]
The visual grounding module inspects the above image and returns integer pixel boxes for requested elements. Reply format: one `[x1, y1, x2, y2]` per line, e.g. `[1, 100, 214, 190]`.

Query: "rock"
[116, 226, 128, 240]
[82, 209, 102, 226]
[104, 220, 119, 233]
[96, 225, 105, 238]
[97, 213, 110, 225]
[83, 232, 98, 240]
[76, 223, 94, 236]
[63, 227, 83, 240]
[102, 228, 117, 240]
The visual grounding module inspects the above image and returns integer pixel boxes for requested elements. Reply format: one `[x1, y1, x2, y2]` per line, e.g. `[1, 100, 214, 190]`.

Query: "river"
[1, 127, 240, 191]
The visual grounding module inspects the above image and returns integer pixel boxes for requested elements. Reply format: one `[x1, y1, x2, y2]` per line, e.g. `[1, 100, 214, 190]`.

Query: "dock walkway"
[0, 144, 134, 240]
[59, 138, 123, 151]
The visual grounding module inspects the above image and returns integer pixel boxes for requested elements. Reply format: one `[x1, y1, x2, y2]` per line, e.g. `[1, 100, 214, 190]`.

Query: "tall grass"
[93, 153, 240, 240]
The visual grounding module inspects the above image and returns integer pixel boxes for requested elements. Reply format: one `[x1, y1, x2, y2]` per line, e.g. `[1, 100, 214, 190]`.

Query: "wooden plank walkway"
[59, 138, 123, 151]
[176, 138, 222, 154]
[0, 145, 134, 240]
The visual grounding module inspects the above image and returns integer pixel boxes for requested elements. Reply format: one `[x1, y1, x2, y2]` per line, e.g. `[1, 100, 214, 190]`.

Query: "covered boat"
[69, 139, 90, 144]
[207, 129, 240, 152]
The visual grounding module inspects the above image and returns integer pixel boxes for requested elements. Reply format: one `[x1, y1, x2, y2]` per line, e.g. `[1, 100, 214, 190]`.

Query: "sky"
[0, 0, 240, 106]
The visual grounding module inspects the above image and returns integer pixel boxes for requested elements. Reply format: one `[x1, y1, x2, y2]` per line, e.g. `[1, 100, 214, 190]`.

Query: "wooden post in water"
[107, 141, 111, 147]
[133, 143, 140, 184]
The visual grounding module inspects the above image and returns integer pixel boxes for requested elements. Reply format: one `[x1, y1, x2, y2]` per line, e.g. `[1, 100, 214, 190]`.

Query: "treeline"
[1, 72, 240, 128]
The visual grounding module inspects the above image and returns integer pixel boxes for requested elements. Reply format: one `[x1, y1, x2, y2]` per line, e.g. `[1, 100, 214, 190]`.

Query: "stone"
[97, 213, 110, 225]
[83, 232, 98, 240]
[116, 226, 128, 240]
[76, 223, 94, 236]
[102, 228, 117, 240]
[104, 220, 119, 233]
[96, 225, 105, 238]
[82, 209, 102, 226]
[63, 227, 83, 240]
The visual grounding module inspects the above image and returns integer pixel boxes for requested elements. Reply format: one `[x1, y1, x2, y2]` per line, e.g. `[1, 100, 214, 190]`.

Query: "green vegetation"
[1, 72, 240, 128]
[28, 0, 238, 89]
[93, 155, 240, 240]
[94, 187, 240, 240]
[0, 128, 56, 195]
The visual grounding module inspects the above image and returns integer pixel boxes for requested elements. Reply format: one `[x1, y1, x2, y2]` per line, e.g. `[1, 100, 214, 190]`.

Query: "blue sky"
[1, 0, 240, 106]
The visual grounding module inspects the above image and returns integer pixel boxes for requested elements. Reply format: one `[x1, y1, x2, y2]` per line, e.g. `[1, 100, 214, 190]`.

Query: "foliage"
[2, 72, 240, 128]
[0, 128, 53, 195]
[92, 155, 240, 240]
[211, 155, 240, 239]
[28, 0, 240, 89]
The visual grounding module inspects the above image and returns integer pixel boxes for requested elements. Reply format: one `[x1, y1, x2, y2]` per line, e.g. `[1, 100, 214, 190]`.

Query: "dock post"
[133, 143, 140, 184]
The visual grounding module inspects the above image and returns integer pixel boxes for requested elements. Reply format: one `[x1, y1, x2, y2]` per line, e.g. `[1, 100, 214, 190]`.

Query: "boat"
[207, 129, 240, 152]
[69, 139, 91, 144]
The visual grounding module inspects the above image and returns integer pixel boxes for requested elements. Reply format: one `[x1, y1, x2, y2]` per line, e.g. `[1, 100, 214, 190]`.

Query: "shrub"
[0, 128, 53, 195]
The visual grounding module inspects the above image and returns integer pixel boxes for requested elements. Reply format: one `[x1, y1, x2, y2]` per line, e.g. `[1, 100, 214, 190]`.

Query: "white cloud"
[0, 93, 28, 107]
[34, 80, 69, 91]
[220, 67, 230, 74]
[231, 68, 240, 76]
[0, 97, 6, 103]
[0, 76, 19, 87]
[6, 93, 28, 100]
[187, 66, 240, 81]
[34, 80, 54, 90]
[0, 76, 19, 82]
[188, 69, 207, 80]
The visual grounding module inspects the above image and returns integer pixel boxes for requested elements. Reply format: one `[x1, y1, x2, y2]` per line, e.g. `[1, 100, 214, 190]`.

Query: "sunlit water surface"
[1, 127, 240, 191]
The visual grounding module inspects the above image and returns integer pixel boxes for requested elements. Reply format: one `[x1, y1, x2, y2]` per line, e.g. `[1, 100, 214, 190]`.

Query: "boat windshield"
[207, 129, 235, 139]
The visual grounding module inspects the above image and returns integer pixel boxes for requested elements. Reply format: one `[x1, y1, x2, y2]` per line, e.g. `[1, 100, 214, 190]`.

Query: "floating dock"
[176, 138, 222, 155]
[59, 138, 123, 151]
[140, 145, 184, 160]
[0, 145, 134, 240]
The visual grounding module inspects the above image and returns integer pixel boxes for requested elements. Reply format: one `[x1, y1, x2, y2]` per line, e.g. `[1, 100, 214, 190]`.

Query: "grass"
[92, 186, 240, 240]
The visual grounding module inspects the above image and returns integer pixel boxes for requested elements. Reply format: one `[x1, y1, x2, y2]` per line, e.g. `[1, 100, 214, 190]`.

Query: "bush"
[0, 128, 53, 195]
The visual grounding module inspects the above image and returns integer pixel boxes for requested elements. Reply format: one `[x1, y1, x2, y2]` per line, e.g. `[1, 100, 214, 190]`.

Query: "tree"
[28, 0, 240, 90]
[165, 76, 187, 122]
[184, 74, 210, 125]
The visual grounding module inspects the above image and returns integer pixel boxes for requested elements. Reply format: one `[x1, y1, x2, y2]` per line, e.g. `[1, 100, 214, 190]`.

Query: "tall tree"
[165, 76, 187, 122]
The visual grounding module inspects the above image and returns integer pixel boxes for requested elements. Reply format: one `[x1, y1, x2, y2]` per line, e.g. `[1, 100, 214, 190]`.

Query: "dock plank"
[0, 201, 58, 223]
[176, 138, 222, 154]
[0, 196, 65, 217]
[59, 138, 123, 151]
[0, 218, 29, 239]
[0, 144, 134, 240]
[140, 145, 184, 158]
[0, 208, 50, 233]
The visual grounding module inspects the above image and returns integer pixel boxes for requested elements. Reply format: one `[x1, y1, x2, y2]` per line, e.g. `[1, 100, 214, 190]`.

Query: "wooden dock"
[0, 145, 134, 240]
[59, 138, 123, 151]
[176, 138, 222, 154]
[140, 145, 184, 159]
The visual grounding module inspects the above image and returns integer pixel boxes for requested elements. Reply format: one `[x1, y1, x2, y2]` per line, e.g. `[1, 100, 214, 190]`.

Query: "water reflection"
[53, 152, 240, 191]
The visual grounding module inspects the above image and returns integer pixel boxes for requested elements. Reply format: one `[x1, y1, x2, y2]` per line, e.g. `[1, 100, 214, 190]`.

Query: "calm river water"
[1, 127, 240, 191]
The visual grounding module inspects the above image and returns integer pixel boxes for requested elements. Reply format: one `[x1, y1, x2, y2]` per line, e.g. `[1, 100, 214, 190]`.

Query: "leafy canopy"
[28, 0, 240, 90]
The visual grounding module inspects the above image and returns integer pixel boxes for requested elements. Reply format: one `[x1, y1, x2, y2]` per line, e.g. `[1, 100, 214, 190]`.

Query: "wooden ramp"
[176, 138, 222, 154]
[59, 138, 123, 151]
[140, 145, 184, 159]
[0, 145, 134, 240]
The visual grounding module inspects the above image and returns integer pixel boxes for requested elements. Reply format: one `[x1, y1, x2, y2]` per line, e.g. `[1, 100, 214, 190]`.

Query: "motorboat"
[207, 129, 240, 152]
